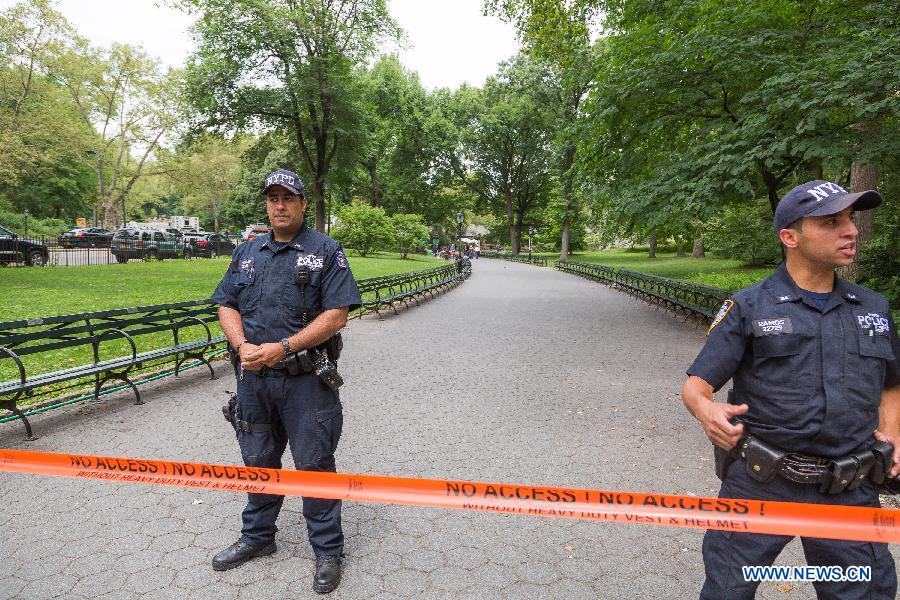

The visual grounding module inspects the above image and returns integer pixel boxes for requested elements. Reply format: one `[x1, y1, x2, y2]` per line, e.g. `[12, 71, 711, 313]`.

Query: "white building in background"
[170, 216, 200, 231]
[124, 216, 201, 232]
[125, 220, 168, 231]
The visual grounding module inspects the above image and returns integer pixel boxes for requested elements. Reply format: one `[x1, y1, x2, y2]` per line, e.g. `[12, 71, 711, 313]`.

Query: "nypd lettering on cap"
[266, 172, 295, 188]
[262, 169, 304, 196]
[808, 182, 846, 202]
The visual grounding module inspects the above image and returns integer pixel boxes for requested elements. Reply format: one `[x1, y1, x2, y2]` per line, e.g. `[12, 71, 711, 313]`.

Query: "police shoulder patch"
[707, 299, 735, 336]
[335, 250, 348, 269]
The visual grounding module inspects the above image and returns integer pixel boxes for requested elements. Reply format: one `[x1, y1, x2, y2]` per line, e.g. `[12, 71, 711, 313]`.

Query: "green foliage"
[390, 213, 430, 259]
[683, 271, 771, 294]
[857, 183, 900, 309]
[172, 134, 252, 231]
[702, 200, 781, 267]
[331, 200, 394, 256]
[0, 210, 67, 236]
[182, 0, 399, 230]
[550, 248, 774, 283]
[436, 53, 559, 253]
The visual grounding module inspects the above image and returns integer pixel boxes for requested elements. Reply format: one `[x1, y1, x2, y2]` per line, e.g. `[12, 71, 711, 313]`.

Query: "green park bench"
[555, 261, 730, 322]
[355, 260, 471, 319]
[0, 300, 225, 440]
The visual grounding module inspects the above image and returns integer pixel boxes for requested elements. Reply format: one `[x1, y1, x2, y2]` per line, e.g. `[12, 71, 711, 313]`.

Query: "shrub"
[391, 213, 430, 259]
[0, 211, 69, 237]
[331, 200, 394, 257]
[703, 200, 781, 266]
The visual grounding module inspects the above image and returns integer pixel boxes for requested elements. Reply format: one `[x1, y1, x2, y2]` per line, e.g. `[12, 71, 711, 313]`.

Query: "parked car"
[242, 223, 270, 240]
[165, 228, 184, 241]
[58, 227, 114, 248]
[0, 224, 49, 266]
[181, 230, 210, 244]
[110, 229, 183, 263]
[184, 233, 235, 259]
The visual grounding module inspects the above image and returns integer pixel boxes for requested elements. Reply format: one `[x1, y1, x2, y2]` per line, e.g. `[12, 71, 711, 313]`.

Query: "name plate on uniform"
[752, 318, 793, 336]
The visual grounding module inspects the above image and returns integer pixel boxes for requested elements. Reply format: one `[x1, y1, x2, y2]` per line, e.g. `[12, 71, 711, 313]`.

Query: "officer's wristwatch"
[280, 338, 292, 357]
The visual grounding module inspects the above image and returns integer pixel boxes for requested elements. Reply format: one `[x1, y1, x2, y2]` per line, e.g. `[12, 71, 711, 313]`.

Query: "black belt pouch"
[742, 436, 786, 483]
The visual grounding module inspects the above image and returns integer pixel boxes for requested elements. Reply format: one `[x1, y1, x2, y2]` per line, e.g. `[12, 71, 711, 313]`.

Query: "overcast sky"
[4, 0, 521, 90]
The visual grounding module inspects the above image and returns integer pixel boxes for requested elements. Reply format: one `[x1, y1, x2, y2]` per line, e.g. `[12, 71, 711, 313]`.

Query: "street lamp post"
[528, 226, 535, 260]
[455, 211, 464, 258]
[23, 209, 29, 238]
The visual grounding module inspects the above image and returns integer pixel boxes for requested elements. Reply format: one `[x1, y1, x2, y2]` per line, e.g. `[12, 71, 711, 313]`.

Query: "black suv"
[0, 224, 49, 266]
[111, 229, 184, 262]
[184, 233, 235, 259]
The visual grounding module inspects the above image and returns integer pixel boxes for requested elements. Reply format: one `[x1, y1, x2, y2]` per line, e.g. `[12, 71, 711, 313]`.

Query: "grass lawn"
[537, 248, 775, 292]
[0, 252, 444, 389]
[0, 251, 445, 322]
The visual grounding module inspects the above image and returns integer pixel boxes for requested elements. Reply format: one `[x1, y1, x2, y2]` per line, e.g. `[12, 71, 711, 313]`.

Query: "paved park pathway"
[1, 259, 896, 599]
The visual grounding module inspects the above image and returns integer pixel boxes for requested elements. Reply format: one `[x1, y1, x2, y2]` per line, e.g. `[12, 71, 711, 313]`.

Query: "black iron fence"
[0, 233, 249, 267]
[555, 260, 732, 322]
[480, 251, 547, 267]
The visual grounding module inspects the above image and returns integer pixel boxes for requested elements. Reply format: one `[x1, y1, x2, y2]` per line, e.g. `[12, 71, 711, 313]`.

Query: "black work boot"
[211, 540, 277, 571]
[313, 555, 342, 594]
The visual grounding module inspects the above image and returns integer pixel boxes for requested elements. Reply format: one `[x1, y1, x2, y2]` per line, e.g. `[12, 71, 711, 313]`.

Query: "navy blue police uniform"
[212, 222, 361, 557]
[688, 262, 899, 599]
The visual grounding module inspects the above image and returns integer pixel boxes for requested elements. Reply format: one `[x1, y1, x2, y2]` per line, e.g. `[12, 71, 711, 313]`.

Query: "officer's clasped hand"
[703, 402, 749, 451]
[239, 342, 286, 372]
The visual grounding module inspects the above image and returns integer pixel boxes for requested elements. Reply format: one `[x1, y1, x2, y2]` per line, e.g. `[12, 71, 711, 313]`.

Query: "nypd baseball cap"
[774, 180, 881, 231]
[262, 169, 304, 197]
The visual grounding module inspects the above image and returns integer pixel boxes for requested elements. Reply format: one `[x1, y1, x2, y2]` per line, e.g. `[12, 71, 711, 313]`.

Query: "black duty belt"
[259, 351, 316, 377]
[731, 435, 894, 495]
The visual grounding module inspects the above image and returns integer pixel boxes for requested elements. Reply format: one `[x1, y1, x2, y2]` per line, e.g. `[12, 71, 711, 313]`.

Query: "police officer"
[211, 169, 361, 594]
[682, 180, 899, 600]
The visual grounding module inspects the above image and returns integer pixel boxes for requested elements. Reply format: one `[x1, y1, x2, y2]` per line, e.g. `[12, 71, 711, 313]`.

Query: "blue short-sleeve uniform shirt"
[687, 262, 899, 457]
[212, 223, 361, 345]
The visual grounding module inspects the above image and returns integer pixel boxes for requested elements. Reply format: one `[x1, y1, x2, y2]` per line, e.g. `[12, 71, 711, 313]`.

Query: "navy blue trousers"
[701, 460, 896, 600]
[235, 370, 344, 556]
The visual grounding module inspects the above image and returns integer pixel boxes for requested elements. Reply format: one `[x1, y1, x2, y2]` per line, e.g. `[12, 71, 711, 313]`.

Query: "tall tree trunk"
[759, 164, 780, 213]
[368, 158, 380, 207]
[558, 144, 576, 261]
[692, 239, 705, 259]
[648, 230, 657, 258]
[311, 176, 326, 232]
[838, 162, 878, 281]
[560, 217, 570, 261]
[505, 189, 518, 254]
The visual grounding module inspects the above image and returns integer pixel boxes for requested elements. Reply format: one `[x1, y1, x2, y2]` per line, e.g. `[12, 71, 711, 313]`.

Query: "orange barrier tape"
[1, 449, 897, 544]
